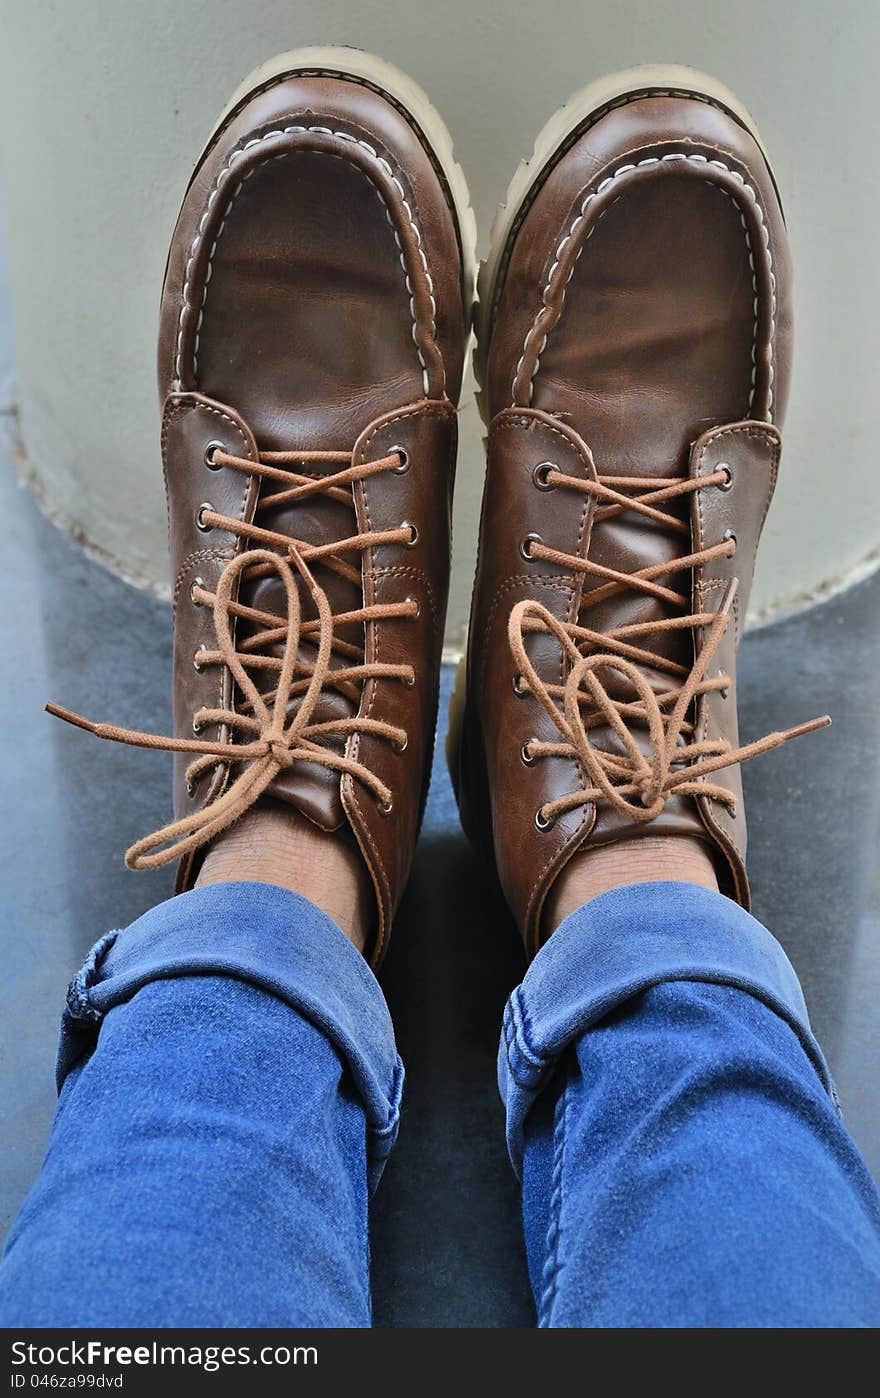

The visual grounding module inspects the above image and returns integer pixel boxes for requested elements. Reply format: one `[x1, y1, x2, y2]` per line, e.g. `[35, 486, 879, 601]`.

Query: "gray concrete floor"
[1, 198, 878, 1324]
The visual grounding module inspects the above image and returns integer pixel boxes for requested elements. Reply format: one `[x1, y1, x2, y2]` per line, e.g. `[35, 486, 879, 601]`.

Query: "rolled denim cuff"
[499, 881, 836, 1177]
[58, 882, 404, 1191]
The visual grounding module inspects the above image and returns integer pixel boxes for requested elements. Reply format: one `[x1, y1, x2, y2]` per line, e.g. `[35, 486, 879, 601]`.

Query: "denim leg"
[500, 882, 880, 1328]
[0, 882, 403, 1328]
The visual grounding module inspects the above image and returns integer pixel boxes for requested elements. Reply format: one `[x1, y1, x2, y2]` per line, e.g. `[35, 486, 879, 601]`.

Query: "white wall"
[1, 0, 878, 644]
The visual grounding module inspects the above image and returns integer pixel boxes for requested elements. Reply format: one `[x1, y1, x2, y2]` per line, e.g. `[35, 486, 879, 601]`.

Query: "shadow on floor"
[1, 447, 878, 1326]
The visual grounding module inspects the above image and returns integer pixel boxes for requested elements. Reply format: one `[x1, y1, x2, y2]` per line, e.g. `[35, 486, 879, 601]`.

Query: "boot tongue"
[576, 424, 693, 699]
[236, 454, 364, 833]
[566, 421, 708, 839]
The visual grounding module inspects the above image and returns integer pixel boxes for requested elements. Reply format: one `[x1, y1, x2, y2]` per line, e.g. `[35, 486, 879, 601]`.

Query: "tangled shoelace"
[47, 445, 418, 869]
[508, 461, 829, 828]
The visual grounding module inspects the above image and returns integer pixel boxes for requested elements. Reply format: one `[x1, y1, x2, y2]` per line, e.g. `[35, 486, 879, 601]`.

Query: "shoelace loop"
[510, 463, 830, 828]
[47, 444, 418, 868]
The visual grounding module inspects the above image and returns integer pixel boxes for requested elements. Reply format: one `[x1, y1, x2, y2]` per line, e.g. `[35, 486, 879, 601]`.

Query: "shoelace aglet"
[45, 701, 101, 735]
[719, 576, 738, 613]
[286, 541, 320, 599]
[46, 701, 234, 756]
[785, 714, 832, 741]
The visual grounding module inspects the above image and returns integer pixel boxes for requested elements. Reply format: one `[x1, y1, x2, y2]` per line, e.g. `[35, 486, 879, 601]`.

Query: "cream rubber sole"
[474, 63, 773, 424]
[206, 45, 477, 321]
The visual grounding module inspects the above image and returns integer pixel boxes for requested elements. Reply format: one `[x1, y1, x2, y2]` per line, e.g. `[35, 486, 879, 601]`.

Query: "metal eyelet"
[405, 595, 421, 620]
[193, 643, 208, 672]
[520, 532, 543, 560]
[535, 807, 554, 831]
[723, 528, 737, 551]
[512, 673, 528, 697]
[186, 779, 195, 797]
[521, 740, 536, 766]
[192, 713, 204, 735]
[377, 796, 394, 816]
[718, 669, 730, 700]
[196, 502, 214, 532]
[190, 575, 207, 606]
[717, 463, 733, 491]
[390, 445, 410, 474]
[393, 734, 409, 754]
[402, 521, 419, 547]
[204, 441, 225, 470]
[729, 802, 738, 819]
[403, 668, 416, 688]
[532, 461, 557, 491]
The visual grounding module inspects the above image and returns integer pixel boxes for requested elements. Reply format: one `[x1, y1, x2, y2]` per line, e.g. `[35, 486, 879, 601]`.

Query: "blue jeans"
[1, 881, 879, 1327]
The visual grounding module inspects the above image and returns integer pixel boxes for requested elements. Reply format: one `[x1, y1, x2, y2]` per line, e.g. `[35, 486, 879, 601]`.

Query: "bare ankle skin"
[196, 804, 372, 954]
[543, 835, 719, 940]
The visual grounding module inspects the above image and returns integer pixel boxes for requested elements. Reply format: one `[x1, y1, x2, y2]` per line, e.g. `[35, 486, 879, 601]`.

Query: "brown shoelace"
[508, 463, 829, 828]
[48, 445, 418, 869]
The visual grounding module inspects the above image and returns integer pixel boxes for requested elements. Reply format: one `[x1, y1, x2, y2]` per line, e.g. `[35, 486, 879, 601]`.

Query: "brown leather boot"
[49, 48, 475, 965]
[451, 65, 827, 957]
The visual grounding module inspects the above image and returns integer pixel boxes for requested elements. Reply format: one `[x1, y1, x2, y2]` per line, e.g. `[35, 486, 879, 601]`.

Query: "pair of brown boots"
[51, 49, 826, 964]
